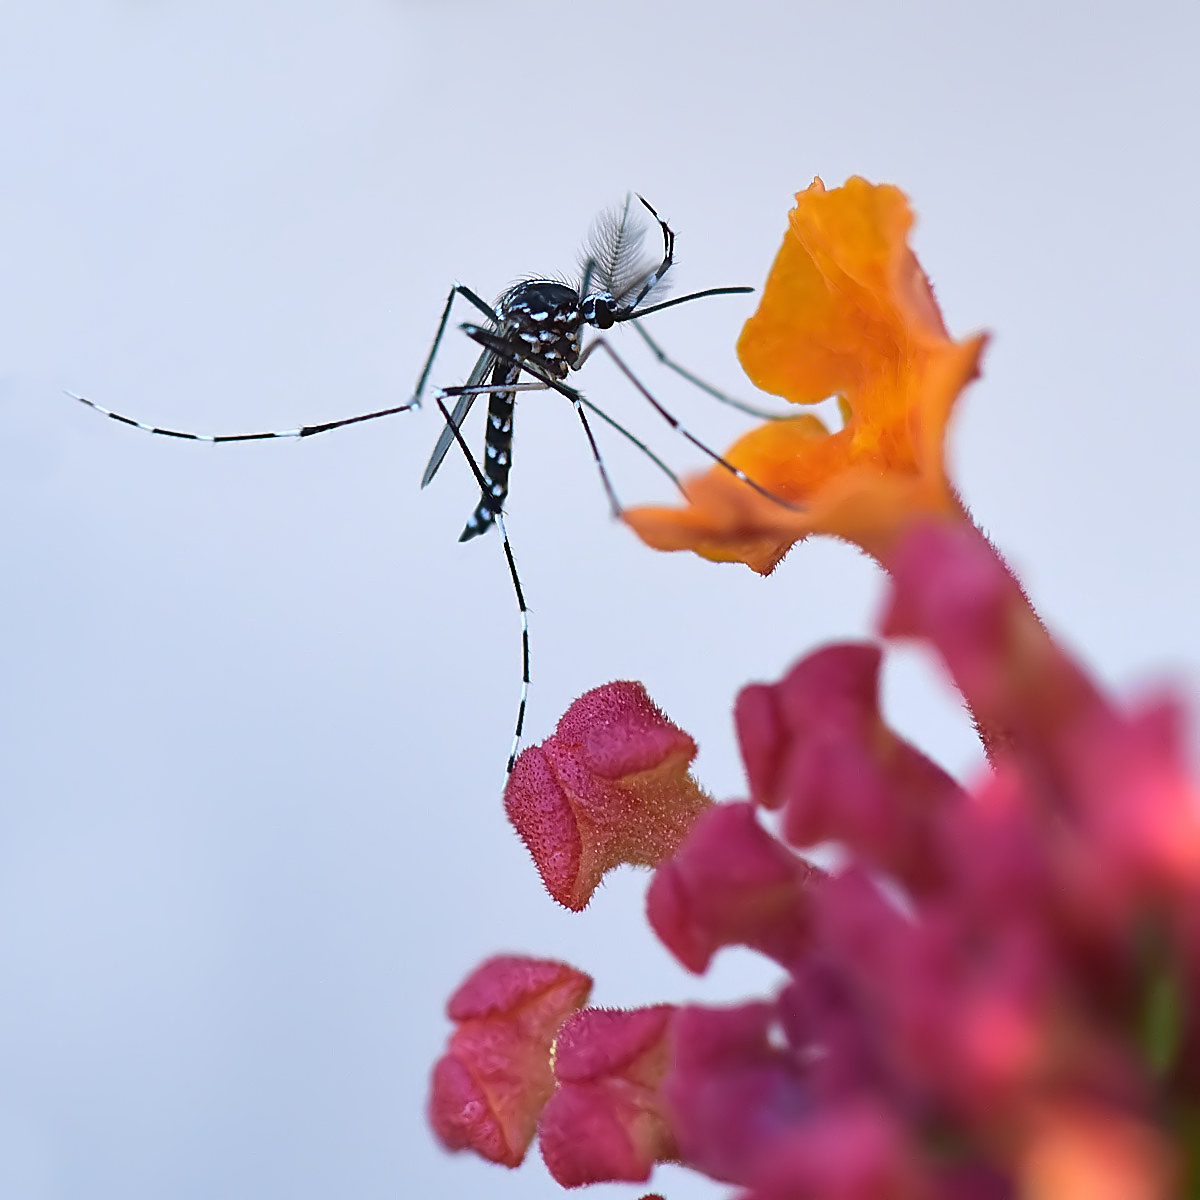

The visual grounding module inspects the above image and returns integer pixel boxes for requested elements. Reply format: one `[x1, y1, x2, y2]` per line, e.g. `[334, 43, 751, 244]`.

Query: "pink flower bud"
[428, 955, 592, 1167]
[539, 1005, 678, 1186]
[665, 1001, 809, 1185]
[880, 520, 1104, 768]
[736, 644, 964, 892]
[505, 682, 711, 910]
[648, 802, 823, 972]
[745, 1100, 923, 1200]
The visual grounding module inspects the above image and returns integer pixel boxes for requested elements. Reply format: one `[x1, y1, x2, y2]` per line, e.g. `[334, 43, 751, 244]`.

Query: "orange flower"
[623, 177, 988, 574]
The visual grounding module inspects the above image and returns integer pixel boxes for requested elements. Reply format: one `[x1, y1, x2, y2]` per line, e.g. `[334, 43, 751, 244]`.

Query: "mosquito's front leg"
[410, 283, 498, 408]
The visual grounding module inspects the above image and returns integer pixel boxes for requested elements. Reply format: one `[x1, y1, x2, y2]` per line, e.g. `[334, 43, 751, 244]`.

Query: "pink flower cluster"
[428, 521, 1200, 1197]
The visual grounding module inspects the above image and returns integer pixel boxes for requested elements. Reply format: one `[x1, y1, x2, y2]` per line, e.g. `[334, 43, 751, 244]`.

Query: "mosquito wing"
[420, 345, 496, 488]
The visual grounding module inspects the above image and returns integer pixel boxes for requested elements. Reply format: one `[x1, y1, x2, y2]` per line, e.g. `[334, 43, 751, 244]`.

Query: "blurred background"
[1, 1, 1197, 1196]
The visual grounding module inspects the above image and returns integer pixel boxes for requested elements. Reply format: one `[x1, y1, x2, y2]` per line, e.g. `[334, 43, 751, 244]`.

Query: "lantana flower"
[426, 180, 1200, 1198]
[624, 176, 988, 573]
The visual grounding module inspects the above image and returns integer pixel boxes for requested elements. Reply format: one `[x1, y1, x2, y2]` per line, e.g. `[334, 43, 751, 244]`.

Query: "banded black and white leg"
[432, 396, 530, 775]
[70, 282, 504, 446]
[69, 393, 422, 442]
[410, 283, 503, 408]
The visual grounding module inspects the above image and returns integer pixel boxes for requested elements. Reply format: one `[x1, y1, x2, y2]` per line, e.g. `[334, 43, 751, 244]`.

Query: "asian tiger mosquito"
[72, 195, 796, 774]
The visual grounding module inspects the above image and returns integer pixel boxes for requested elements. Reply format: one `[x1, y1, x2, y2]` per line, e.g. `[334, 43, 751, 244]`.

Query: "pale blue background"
[1, 1, 1197, 1197]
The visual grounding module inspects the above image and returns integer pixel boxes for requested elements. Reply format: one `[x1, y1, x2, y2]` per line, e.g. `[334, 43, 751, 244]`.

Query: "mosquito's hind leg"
[433, 396, 531, 777]
[69, 392, 419, 443]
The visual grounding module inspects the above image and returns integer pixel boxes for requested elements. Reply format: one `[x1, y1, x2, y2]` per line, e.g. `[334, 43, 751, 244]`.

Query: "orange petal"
[624, 178, 987, 573]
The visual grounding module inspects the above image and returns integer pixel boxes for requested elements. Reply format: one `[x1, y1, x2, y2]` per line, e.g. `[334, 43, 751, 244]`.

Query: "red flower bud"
[648, 801, 823, 972]
[665, 1001, 810, 1186]
[881, 520, 1104, 769]
[744, 1100, 924, 1200]
[736, 644, 964, 893]
[505, 682, 711, 910]
[428, 956, 591, 1167]
[539, 1005, 678, 1187]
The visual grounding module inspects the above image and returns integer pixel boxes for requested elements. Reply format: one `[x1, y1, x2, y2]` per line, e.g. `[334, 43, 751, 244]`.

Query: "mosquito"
[71, 195, 796, 774]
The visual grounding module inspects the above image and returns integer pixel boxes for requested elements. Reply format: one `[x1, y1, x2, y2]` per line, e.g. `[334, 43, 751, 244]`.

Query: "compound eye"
[589, 296, 615, 329]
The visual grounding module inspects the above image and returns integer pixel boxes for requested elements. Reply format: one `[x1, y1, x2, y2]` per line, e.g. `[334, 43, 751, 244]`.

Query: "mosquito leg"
[438, 381, 549, 398]
[410, 283, 499, 407]
[458, 325, 625, 522]
[625, 196, 675, 311]
[440, 377, 686, 500]
[597, 198, 754, 318]
[567, 389, 622, 519]
[575, 395, 685, 498]
[69, 289, 500, 443]
[439, 379, 555, 539]
[433, 397, 530, 776]
[69, 392, 418, 442]
[625, 322, 793, 420]
[576, 338, 805, 513]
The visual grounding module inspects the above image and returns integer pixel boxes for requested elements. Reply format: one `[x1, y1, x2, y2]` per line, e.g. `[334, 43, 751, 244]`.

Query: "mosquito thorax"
[581, 291, 617, 330]
[498, 280, 585, 379]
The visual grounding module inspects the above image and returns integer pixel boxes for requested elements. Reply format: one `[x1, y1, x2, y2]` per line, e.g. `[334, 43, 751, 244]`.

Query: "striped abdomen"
[459, 357, 520, 542]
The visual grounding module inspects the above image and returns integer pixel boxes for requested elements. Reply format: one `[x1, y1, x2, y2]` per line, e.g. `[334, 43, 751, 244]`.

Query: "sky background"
[1, 1, 1198, 1197]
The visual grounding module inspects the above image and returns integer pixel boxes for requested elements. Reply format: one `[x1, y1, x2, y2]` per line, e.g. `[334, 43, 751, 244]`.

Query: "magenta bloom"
[653, 523, 1199, 1196]
[648, 800, 823, 973]
[504, 680, 711, 910]
[428, 956, 592, 1167]
[539, 1005, 679, 1186]
[429, 517, 1200, 1200]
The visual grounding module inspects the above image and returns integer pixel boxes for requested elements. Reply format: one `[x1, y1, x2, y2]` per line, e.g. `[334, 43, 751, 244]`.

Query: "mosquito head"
[581, 290, 617, 330]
